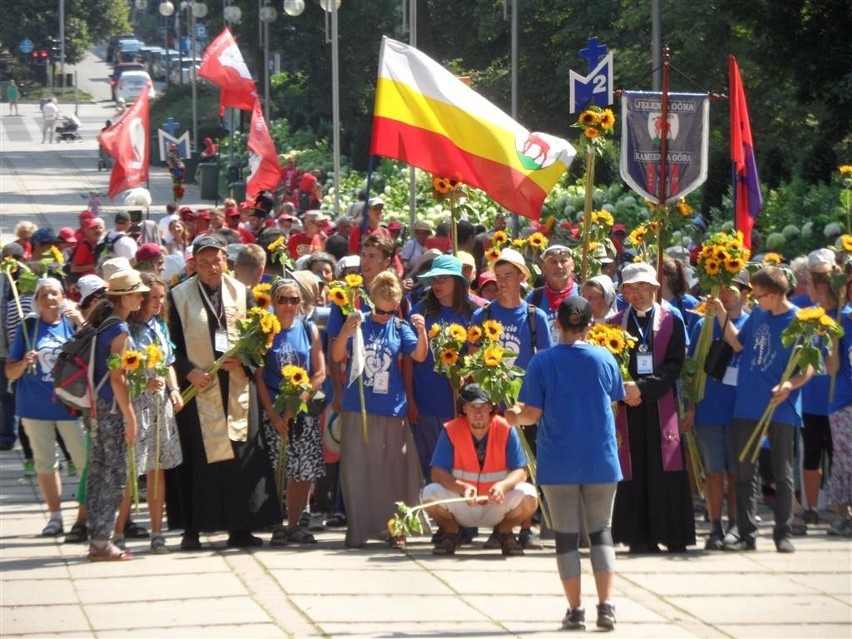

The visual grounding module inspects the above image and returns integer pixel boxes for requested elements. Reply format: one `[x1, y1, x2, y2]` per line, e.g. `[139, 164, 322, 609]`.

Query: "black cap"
[192, 234, 226, 253]
[2, 242, 24, 258]
[558, 296, 592, 329]
[459, 383, 491, 405]
[248, 191, 274, 217]
[31, 228, 59, 244]
[115, 211, 131, 223]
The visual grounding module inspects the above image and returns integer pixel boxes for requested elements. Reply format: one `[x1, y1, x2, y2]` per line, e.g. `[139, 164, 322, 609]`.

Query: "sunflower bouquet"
[180, 306, 281, 405]
[459, 319, 525, 407]
[740, 306, 845, 463]
[577, 209, 614, 279]
[586, 323, 637, 381]
[266, 236, 296, 273]
[271, 364, 313, 497]
[428, 322, 471, 413]
[572, 105, 616, 153]
[689, 230, 751, 402]
[431, 175, 474, 254]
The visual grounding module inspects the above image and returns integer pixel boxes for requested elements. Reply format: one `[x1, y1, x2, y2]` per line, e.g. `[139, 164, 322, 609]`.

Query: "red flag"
[246, 100, 282, 199]
[98, 84, 150, 200]
[730, 56, 762, 249]
[199, 27, 258, 116]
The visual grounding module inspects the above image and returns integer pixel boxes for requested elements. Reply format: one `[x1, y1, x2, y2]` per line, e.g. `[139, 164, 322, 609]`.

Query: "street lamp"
[181, 1, 207, 151]
[259, 1, 277, 122]
[223, 3, 241, 23]
[282, 0, 305, 16]
[320, 0, 341, 216]
[159, 1, 175, 88]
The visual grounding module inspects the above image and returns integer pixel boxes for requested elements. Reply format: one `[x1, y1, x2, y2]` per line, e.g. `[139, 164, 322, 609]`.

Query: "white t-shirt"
[159, 213, 178, 243]
[113, 234, 138, 260]
[42, 101, 58, 121]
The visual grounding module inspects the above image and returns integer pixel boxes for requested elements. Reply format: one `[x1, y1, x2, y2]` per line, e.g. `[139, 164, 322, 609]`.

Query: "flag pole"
[655, 46, 671, 302]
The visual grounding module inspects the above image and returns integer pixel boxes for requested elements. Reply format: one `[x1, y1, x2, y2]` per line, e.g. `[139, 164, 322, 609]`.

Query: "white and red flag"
[199, 27, 258, 115]
[246, 100, 282, 199]
[98, 83, 150, 200]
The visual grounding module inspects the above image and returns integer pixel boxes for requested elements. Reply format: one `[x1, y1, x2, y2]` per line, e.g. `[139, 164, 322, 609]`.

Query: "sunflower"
[329, 287, 348, 307]
[483, 346, 503, 367]
[432, 176, 460, 194]
[840, 165, 852, 176]
[762, 252, 783, 264]
[796, 306, 826, 322]
[145, 344, 162, 369]
[599, 108, 615, 129]
[428, 323, 441, 339]
[725, 258, 744, 274]
[253, 283, 272, 305]
[448, 323, 467, 343]
[344, 273, 363, 288]
[49, 245, 64, 264]
[584, 127, 600, 139]
[512, 238, 527, 249]
[677, 199, 693, 217]
[467, 325, 483, 343]
[491, 230, 509, 247]
[527, 232, 548, 249]
[482, 319, 503, 341]
[579, 110, 598, 126]
[289, 368, 308, 385]
[260, 312, 281, 335]
[648, 221, 661, 234]
[122, 350, 142, 371]
[841, 235, 852, 252]
[712, 247, 730, 262]
[704, 259, 721, 276]
[592, 210, 614, 227]
[485, 248, 501, 263]
[819, 314, 838, 329]
[440, 349, 459, 366]
[628, 227, 647, 247]
[606, 335, 625, 354]
[267, 236, 285, 252]
[589, 241, 599, 251]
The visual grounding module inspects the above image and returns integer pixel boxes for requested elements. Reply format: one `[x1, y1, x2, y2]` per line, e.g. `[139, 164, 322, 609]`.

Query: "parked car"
[138, 46, 165, 74]
[110, 62, 146, 101]
[116, 70, 156, 103]
[107, 34, 136, 62]
[151, 49, 180, 81]
[169, 58, 202, 85]
[114, 39, 145, 65]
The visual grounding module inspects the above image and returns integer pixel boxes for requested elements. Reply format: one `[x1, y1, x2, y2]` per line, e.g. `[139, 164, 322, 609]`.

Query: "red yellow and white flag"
[370, 37, 575, 220]
[98, 83, 150, 200]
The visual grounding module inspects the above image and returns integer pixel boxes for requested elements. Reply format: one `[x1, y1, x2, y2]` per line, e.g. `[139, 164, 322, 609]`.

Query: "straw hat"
[108, 269, 150, 295]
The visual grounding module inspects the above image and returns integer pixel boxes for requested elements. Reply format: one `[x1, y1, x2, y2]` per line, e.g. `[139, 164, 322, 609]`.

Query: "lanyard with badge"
[631, 307, 654, 375]
[198, 281, 229, 355]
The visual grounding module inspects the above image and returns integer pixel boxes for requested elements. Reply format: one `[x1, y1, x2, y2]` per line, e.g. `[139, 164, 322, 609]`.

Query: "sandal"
[388, 535, 406, 549]
[496, 531, 524, 556]
[89, 542, 133, 561]
[41, 519, 64, 537]
[64, 522, 89, 544]
[269, 524, 289, 547]
[124, 519, 150, 539]
[432, 531, 461, 555]
[287, 528, 317, 544]
[150, 535, 170, 554]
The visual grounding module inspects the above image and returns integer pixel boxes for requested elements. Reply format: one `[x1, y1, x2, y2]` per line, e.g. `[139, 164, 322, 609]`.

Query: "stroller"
[56, 115, 82, 142]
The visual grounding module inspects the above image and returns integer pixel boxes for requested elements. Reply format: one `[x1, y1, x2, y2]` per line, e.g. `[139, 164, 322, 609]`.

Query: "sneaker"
[803, 509, 819, 525]
[596, 602, 616, 630]
[561, 607, 585, 630]
[297, 510, 311, 529]
[308, 512, 325, 531]
[723, 536, 756, 552]
[482, 528, 501, 550]
[325, 512, 346, 527]
[722, 523, 739, 546]
[519, 528, 543, 550]
[150, 534, 170, 554]
[775, 537, 795, 553]
[41, 519, 64, 537]
[704, 533, 724, 551]
[23, 460, 35, 477]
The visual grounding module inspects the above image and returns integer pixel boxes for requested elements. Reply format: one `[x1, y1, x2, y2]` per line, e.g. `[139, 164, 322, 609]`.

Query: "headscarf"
[586, 274, 617, 319]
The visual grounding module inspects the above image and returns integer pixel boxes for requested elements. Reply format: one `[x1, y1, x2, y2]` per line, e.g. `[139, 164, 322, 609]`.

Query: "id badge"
[636, 353, 654, 375]
[372, 371, 389, 394]
[722, 365, 738, 386]
[214, 329, 230, 354]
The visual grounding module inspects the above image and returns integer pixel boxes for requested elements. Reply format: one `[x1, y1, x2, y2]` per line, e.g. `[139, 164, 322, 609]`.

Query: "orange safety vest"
[445, 415, 512, 495]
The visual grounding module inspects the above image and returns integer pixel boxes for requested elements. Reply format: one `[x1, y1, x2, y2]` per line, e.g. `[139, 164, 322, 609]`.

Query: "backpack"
[94, 231, 126, 275]
[52, 317, 121, 417]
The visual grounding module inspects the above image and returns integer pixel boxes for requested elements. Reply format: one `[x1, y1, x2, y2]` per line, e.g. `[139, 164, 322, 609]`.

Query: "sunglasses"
[373, 307, 398, 316]
[275, 296, 301, 305]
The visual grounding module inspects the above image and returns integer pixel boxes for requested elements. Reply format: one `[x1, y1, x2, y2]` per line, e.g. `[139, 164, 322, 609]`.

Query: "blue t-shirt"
[261, 320, 314, 404]
[830, 306, 852, 414]
[688, 312, 749, 427]
[409, 301, 471, 419]
[341, 314, 418, 417]
[430, 420, 527, 472]
[798, 304, 832, 417]
[518, 342, 624, 484]
[733, 306, 803, 427]
[93, 321, 131, 403]
[9, 316, 77, 421]
[470, 300, 552, 369]
[670, 293, 700, 334]
[525, 284, 579, 346]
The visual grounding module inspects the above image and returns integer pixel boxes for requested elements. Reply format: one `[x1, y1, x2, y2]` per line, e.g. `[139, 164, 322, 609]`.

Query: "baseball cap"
[84, 217, 105, 230]
[58, 227, 77, 244]
[115, 211, 131, 224]
[368, 196, 384, 208]
[77, 274, 108, 309]
[192, 234, 227, 253]
[494, 247, 531, 281]
[79, 210, 96, 223]
[31, 228, 59, 244]
[620, 262, 660, 287]
[478, 270, 496, 288]
[732, 269, 751, 289]
[336, 254, 361, 277]
[558, 296, 592, 329]
[305, 210, 331, 224]
[413, 220, 433, 233]
[612, 223, 627, 233]
[135, 243, 163, 263]
[226, 243, 244, 263]
[194, 209, 211, 220]
[225, 206, 240, 218]
[101, 257, 132, 281]
[456, 251, 476, 269]
[179, 206, 194, 219]
[1, 242, 24, 259]
[459, 383, 491, 405]
[808, 248, 836, 273]
[409, 248, 443, 276]
[387, 220, 403, 231]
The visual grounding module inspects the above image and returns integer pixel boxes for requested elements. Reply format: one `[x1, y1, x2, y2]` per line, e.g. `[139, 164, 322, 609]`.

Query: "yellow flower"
[491, 230, 508, 247]
[841, 235, 852, 252]
[253, 283, 272, 308]
[144, 344, 162, 369]
[440, 349, 459, 366]
[289, 368, 308, 385]
[344, 273, 363, 288]
[628, 226, 647, 247]
[527, 232, 548, 249]
[260, 312, 281, 336]
[485, 248, 501, 263]
[428, 323, 441, 339]
[704, 259, 721, 276]
[482, 320, 503, 341]
[819, 314, 837, 329]
[483, 346, 503, 367]
[712, 246, 729, 261]
[433, 176, 460, 194]
[648, 221, 661, 234]
[725, 258, 744, 274]
[606, 335, 625, 354]
[589, 241, 599, 251]
[267, 236, 285, 252]
[122, 351, 142, 371]
[513, 238, 527, 249]
[591, 210, 614, 227]
[467, 325, 483, 343]
[49, 245, 64, 264]
[448, 323, 467, 343]
[584, 127, 600, 139]
[840, 165, 852, 176]
[579, 110, 599, 126]
[796, 306, 826, 322]
[599, 109, 615, 129]
[677, 199, 693, 217]
[762, 252, 783, 264]
[329, 287, 348, 307]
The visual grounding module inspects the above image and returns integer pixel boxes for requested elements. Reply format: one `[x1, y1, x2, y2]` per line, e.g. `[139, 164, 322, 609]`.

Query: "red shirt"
[298, 171, 317, 193]
[425, 236, 451, 253]
[287, 232, 322, 259]
[72, 240, 96, 276]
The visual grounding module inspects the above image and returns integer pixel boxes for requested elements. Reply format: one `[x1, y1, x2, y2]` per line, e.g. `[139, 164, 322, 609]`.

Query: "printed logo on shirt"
[749, 323, 778, 373]
[37, 336, 64, 383]
[364, 336, 392, 387]
[497, 325, 522, 367]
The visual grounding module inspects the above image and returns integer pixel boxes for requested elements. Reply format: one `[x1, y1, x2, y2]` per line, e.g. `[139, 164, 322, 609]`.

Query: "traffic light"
[47, 37, 61, 61]
[31, 50, 49, 65]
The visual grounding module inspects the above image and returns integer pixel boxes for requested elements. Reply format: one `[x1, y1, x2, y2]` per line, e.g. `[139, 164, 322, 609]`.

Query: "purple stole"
[613, 303, 683, 481]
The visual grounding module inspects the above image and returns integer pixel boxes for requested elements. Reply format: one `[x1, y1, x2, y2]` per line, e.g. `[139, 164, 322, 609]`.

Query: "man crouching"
[422, 383, 538, 556]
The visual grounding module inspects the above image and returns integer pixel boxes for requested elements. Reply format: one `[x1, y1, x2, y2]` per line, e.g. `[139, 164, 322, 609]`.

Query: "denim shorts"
[694, 424, 736, 474]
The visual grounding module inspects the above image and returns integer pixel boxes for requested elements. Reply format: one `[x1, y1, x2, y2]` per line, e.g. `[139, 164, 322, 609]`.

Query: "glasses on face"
[373, 307, 398, 316]
[275, 296, 301, 305]
[431, 275, 452, 284]
[752, 291, 772, 301]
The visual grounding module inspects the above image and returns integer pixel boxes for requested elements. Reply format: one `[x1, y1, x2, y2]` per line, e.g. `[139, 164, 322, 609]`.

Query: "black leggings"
[802, 413, 833, 471]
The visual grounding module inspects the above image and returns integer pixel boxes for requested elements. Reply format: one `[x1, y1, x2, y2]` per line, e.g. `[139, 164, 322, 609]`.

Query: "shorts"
[694, 424, 736, 475]
[421, 481, 537, 529]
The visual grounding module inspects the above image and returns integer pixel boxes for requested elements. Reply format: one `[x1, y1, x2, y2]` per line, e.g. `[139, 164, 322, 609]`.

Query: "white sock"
[49, 511, 62, 523]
